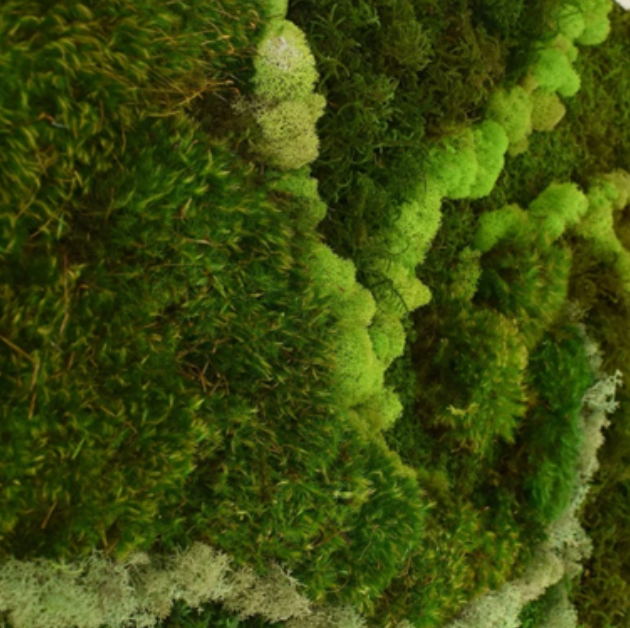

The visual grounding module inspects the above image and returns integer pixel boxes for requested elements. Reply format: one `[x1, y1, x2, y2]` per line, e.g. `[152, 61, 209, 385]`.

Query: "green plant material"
[332, 324, 385, 409]
[474, 204, 529, 253]
[266, 167, 329, 228]
[307, 242, 359, 306]
[469, 121, 510, 199]
[603, 169, 630, 210]
[370, 260, 432, 317]
[254, 20, 319, 102]
[368, 312, 407, 370]
[427, 308, 529, 456]
[261, 0, 289, 20]
[510, 324, 594, 526]
[450, 248, 483, 303]
[425, 130, 479, 200]
[551, 4, 587, 41]
[528, 182, 589, 246]
[476, 244, 573, 350]
[253, 94, 326, 170]
[383, 178, 444, 271]
[485, 86, 534, 148]
[575, 0, 613, 45]
[551, 34, 580, 62]
[355, 387, 404, 433]
[287, 0, 507, 265]
[530, 89, 567, 132]
[531, 48, 581, 97]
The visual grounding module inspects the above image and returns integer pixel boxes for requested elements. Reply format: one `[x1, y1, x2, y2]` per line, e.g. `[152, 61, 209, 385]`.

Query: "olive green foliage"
[0, 2, 432, 619]
[530, 89, 567, 132]
[266, 168, 328, 229]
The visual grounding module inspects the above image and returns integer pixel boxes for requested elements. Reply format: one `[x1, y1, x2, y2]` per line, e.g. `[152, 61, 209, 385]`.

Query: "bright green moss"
[332, 325, 385, 408]
[474, 204, 529, 253]
[261, 0, 288, 20]
[469, 120, 509, 199]
[308, 242, 357, 300]
[372, 260, 432, 317]
[531, 48, 581, 97]
[485, 86, 533, 148]
[552, 4, 586, 41]
[267, 168, 328, 227]
[528, 182, 588, 245]
[576, 0, 612, 46]
[339, 285, 378, 327]
[425, 130, 479, 200]
[368, 312, 407, 370]
[386, 180, 443, 271]
[552, 34, 580, 62]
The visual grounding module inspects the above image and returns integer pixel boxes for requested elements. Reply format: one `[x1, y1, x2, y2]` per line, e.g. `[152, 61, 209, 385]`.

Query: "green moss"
[531, 48, 581, 97]
[253, 94, 326, 170]
[575, 0, 613, 45]
[485, 86, 534, 147]
[469, 120, 510, 199]
[425, 130, 479, 200]
[530, 88, 567, 132]
[254, 20, 319, 102]
[368, 312, 407, 369]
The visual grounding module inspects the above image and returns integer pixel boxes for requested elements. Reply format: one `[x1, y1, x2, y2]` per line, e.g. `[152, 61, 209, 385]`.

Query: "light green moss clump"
[531, 48, 581, 98]
[474, 204, 528, 253]
[267, 168, 328, 227]
[333, 325, 385, 408]
[485, 86, 533, 148]
[552, 34, 579, 62]
[387, 179, 443, 270]
[356, 387, 404, 432]
[469, 120, 509, 199]
[552, 4, 586, 41]
[254, 95, 325, 170]
[576, 0, 612, 46]
[368, 312, 407, 369]
[530, 89, 567, 132]
[425, 129, 479, 200]
[262, 0, 289, 20]
[528, 182, 589, 246]
[372, 260, 432, 317]
[603, 170, 630, 210]
[308, 242, 357, 302]
[254, 20, 319, 101]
